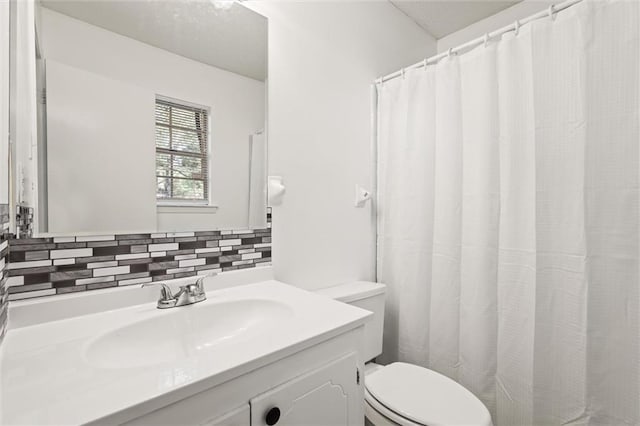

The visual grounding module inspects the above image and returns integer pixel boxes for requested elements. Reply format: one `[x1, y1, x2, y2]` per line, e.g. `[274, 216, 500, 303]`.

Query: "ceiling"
[389, 0, 522, 39]
[40, 0, 267, 81]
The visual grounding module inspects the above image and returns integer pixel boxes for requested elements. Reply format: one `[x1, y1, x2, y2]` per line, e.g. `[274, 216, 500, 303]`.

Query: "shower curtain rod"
[376, 0, 583, 84]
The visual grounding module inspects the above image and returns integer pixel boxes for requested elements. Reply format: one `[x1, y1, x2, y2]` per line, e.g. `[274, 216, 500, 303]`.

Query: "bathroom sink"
[84, 298, 293, 369]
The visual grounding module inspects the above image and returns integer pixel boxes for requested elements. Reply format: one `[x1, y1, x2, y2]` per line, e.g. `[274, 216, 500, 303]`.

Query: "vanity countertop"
[0, 280, 371, 425]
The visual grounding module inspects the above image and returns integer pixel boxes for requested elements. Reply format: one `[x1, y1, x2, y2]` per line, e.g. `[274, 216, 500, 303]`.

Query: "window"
[155, 98, 209, 203]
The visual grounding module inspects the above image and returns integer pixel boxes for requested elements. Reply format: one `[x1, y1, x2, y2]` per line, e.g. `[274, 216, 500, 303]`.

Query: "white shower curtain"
[377, 1, 640, 425]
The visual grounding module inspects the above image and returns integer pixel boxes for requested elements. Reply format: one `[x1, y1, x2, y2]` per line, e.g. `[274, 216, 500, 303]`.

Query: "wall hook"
[354, 184, 372, 208]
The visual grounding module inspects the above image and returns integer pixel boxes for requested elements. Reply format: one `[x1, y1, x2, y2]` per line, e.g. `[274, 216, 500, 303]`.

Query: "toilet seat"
[365, 363, 492, 426]
[365, 387, 424, 426]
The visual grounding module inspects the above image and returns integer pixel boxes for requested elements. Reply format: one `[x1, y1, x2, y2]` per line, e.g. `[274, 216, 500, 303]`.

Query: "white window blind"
[155, 99, 209, 202]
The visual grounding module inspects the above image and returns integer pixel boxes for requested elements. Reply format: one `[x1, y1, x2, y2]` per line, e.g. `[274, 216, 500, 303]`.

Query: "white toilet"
[316, 281, 492, 426]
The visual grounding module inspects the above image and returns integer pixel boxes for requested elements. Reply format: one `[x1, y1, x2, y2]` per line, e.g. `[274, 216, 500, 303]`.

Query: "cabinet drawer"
[250, 353, 360, 426]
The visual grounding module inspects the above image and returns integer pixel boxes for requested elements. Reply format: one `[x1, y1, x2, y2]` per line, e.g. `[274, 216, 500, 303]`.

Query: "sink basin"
[84, 298, 293, 369]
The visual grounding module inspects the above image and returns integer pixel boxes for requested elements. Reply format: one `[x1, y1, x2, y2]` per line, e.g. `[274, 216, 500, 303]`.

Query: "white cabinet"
[250, 353, 360, 426]
[202, 405, 250, 426]
[122, 327, 365, 426]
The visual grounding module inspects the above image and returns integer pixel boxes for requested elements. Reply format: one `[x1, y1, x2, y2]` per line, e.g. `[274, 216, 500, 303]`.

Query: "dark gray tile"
[93, 246, 130, 256]
[53, 280, 76, 288]
[195, 231, 221, 237]
[8, 282, 53, 293]
[10, 243, 57, 252]
[152, 274, 175, 281]
[167, 249, 195, 256]
[197, 252, 220, 258]
[151, 237, 174, 244]
[118, 258, 153, 266]
[174, 271, 197, 279]
[20, 273, 51, 285]
[232, 244, 253, 250]
[148, 261, 178, 271]
[9, 266, 56, 275]
[129, 264, 148, 273]
[115, 272, 150, 281]
[118, 239, 152, 245]
[222, 266, 239, 272]
[241, 237, 261, 245]
[116, 234, 151, 240]
[50, 270, 92, 282]
[9, 251, 25, 262]
[55, 242, 87, 249]
[88, 281, 118, 290]
[175, 237, 197, 243]
[25, 250, 49, 261]
[87, 240, 119, 248]
[10, 237, 53, 245]
[76, 255, 115, 264]
[197, 235, 222, 242]
[238, 263, 257, 270]
[178, 241, 205, 250]
[57, 285, 87, 294]
[195, 264, 220, 271]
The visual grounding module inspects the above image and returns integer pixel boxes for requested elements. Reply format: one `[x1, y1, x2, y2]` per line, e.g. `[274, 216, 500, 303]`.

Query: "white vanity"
[0, 274, 371, 425]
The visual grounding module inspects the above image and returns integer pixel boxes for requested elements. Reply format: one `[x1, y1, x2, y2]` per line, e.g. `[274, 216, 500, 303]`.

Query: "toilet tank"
[315, 281, 386, 362]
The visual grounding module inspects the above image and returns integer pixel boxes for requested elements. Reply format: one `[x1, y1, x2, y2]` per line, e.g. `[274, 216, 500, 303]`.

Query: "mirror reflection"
[29, 0, 267, 235]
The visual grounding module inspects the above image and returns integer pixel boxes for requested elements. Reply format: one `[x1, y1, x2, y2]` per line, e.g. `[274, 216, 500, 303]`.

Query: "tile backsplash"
[1, 203, 10, 343]
[6, 208, 272, 301]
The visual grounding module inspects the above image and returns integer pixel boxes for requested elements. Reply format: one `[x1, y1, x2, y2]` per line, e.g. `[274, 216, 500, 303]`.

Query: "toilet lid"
[365, 363, 492, 426]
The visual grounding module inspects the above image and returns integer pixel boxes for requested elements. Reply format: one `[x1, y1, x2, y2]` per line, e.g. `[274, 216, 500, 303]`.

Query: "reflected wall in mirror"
[20, 0, 267, 236]
[0, 0, 8, 222]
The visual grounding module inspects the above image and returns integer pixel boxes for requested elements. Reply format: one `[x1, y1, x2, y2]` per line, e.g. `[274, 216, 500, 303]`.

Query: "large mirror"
[18, 0, 267, 236]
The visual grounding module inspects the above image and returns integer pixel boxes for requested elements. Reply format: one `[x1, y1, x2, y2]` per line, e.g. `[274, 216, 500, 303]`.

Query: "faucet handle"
[142, 282, 174, 301]
[195, 272, 217, 293]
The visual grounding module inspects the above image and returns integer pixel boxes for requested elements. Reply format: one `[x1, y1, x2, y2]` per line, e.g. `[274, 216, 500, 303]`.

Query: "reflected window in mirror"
[155, 98, 210, 205]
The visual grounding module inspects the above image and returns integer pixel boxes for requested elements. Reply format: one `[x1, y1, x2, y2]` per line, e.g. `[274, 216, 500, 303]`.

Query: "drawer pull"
[265, 407, 281, 425]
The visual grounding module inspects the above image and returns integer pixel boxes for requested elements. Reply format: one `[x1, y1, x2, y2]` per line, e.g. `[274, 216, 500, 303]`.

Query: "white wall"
[40, 8, 265, 233]
[0, 0, 8, 205]
[437, 0, 554, 52]
[247, 1, 436, 290]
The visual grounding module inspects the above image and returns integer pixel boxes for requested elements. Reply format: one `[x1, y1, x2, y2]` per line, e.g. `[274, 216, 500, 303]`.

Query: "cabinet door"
[200, 404, 250, 426]
[250, 352, 362, 426]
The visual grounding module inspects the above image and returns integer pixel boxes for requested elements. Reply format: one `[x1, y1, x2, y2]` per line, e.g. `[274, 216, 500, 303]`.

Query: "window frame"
[155, 95, 213, 207]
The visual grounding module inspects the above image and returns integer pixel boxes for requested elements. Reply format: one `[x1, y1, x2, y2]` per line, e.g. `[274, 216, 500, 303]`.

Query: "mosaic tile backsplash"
[6, 209, 272, 301]
[1, 203, 10, 343]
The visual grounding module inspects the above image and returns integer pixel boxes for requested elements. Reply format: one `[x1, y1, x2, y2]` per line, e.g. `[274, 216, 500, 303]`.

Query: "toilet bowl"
[364, 362, 491, 426]
[316, 282, 492, 426]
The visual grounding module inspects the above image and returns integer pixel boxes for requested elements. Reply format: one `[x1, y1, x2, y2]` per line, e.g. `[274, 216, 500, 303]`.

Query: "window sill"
[157, 204, 219, 214]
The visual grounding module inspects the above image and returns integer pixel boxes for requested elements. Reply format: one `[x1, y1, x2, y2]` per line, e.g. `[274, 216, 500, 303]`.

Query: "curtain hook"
[483, 33, 490, 48]
[423, 58, 428, 71]
[514, 20, 521, 36]
[549, 4, 557, 20]
[401, 67, 405, 79]
[447, 48, 453, 59]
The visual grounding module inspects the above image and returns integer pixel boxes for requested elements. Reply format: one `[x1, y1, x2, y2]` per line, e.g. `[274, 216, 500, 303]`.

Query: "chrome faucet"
[142, 273, 216, 309]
